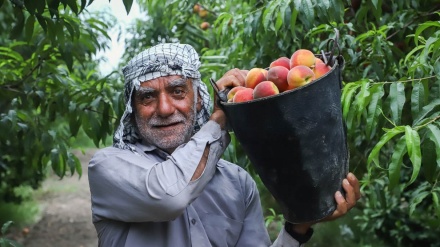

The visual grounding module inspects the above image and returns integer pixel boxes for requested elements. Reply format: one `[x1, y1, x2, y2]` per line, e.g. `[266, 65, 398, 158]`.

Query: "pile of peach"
[228, 49, 332, 103]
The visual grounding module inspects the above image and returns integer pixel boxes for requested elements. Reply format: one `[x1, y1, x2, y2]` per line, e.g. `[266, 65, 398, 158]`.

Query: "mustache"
[147, 114, 187, 127]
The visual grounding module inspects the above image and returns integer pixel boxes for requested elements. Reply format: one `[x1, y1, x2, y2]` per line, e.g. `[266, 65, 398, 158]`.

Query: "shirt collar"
[135, 141, 170, 159]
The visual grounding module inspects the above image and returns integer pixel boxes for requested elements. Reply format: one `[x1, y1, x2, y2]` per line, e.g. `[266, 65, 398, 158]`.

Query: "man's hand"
[287, 172, 361, 235]
[327, 172, 361, 220]
[215, 68, 248, 90]
[209, 69, 248, 129]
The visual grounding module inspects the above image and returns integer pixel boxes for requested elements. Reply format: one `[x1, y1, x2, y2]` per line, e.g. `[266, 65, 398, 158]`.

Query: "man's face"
[133, 75, 197, 153]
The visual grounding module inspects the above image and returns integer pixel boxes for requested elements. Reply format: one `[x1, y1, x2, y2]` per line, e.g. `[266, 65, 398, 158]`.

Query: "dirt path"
[21, 149, 99, 247]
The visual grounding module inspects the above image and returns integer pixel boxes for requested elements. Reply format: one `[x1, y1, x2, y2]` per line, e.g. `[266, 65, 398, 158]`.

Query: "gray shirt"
[88, 121, 303, 247]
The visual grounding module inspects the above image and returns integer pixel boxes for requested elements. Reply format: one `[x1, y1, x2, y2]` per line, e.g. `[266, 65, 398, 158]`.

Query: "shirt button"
[220, 141, 223, 147]
[191, 219, 196, 225]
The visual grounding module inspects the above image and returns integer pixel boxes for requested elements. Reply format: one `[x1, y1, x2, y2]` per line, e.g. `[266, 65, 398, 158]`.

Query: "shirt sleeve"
[233, 170, 303, 247]
[271, 228, 304, 247]
[88, 120, 229, 223]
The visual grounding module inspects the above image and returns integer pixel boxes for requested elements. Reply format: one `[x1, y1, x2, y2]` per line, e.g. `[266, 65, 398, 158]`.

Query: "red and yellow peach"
[245, 68, 268, 89]
[270, 57, 290, 70]
[233, 88, 254, 103]
[267, 66, 289, 92]
[287, 65, 315, 89]
[290, 49, 316, 68]
[253, 81, 279, 99]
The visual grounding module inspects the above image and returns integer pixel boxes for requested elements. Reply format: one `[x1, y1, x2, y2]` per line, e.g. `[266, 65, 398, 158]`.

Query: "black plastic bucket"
[214, 54, 349, 223]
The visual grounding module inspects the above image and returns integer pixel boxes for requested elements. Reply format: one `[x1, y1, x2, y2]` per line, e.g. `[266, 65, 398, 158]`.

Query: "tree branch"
[387, 8, 440, 40]
[82, 107, 118, 120]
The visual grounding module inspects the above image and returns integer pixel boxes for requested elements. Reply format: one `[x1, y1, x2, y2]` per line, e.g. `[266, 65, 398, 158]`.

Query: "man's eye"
[143, 94, 153, 99]
[137, 93, 155, 103]
[173, 88, 187, 97]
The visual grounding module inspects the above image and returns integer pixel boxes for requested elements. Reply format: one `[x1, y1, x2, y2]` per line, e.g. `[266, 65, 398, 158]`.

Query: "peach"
[270, 57, 290, 70]
[287, 65, 315, 89]
[233, 88, 254, 103]
[198, 8, 208, 18]
[267, 66, 289, 92]
[290, 49, 316, 68]
[313, 63, 331, 80]
[245, 68, 268, 89]
[253, 81, 279, 99]
[200, 22, 210, 30]
[315, 58, 324, 65]
[227, 86, 246, 102]
[193, 4, 200, 13]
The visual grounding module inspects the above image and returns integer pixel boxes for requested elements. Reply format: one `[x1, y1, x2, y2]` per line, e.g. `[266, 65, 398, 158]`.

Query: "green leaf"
[35, 0, 45, 14]
[413, 99, 440, 125]
[341, 82, 361, 119]
[409, 191, 430, 216]
[300, 0, 314, 24]
[414, 21, 440, 46]
[123, 0, 133, 14]
[1, 221, 13, 234]
[74, 154, 82, 177]
[11, 7, 25, 39]
[48, 0, 61, 18]
[405, 126, 421, 186]
[79, 0, 87, 13]
[426, 124, 440, 166]
[411, 81, 425, 120]
[24, 0, 37, 14]
[388, 136, 407, 190]
[69, 114, 81, 137]
[433, 192, 440, 219]
[354, 80, 370, 122]
[290, 7, 298, 38]
[367, 126, 405, 167]
[56, 20, 65, 48]
[404, 45, 424, 65]
[371, 0, 382, 21]
[65, 0, 79, 14]
[389, 82, 405, 125]
[366, 84, 384, 139]
[421, 139, 438, 183]
[25, 15, 35, 42]
[35, 14, 47, 32]
[275, 11, 283, 34]
[0, 0, 4, 8]
[371, 0, 379, 9]
[0, 47, 24, 62]
[60, 48, 73, 72]
[63, 20, 76, 40]
[50, 148, 64, 178]
[262, 1, 278, 32]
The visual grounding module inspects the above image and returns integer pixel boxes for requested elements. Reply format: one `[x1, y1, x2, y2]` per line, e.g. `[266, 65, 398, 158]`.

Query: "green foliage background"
[1, 0, 440, 246]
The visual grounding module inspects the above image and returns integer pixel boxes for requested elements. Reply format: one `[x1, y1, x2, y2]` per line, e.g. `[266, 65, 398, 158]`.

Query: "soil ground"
[7, 149, 99, 247]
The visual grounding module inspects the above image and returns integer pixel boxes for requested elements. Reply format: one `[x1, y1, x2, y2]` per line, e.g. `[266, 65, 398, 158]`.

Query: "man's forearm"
[191, 143, 210, 181]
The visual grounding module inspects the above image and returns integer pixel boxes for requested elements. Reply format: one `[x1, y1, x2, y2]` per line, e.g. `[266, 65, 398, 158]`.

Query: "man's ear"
[196, 91, 202, 112]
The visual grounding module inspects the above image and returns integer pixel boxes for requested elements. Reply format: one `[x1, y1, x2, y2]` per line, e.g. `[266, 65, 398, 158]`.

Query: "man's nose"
[157, 93, 175, 117]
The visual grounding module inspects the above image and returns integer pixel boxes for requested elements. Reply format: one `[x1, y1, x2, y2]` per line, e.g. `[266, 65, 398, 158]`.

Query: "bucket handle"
[209, 78, 229, 105]
[322, 28, 341, 65]
[322, 28, 345, 89]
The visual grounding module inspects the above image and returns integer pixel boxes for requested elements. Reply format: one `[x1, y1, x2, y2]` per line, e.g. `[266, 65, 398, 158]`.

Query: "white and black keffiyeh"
[113, 43, 212, 151]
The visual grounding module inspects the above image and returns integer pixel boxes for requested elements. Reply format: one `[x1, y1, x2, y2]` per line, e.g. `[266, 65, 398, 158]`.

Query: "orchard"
[1, 0, 440, 246]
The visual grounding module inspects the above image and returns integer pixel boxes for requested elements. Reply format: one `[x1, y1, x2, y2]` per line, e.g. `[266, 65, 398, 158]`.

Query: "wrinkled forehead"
[137, 75, 194, 91]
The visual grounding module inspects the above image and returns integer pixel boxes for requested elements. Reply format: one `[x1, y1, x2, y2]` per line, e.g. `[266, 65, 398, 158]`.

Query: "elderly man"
[88, 43, 360, 247]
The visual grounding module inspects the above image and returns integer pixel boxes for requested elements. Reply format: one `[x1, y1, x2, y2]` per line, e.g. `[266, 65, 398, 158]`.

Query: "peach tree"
[0, 0, 131, 204]
[123, 0, 440, 245]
